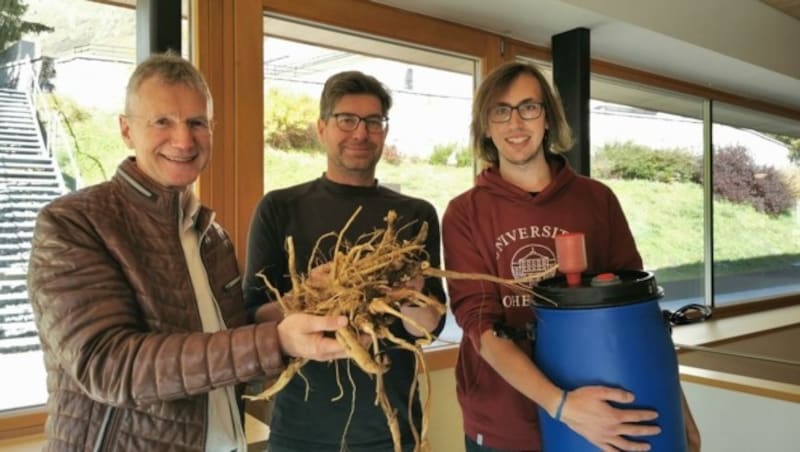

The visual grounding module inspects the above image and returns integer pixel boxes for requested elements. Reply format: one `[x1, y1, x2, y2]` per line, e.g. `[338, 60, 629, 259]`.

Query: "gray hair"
[124, 51, 213, 115]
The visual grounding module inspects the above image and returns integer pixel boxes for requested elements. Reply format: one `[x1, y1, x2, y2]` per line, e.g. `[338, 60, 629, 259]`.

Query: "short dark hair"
[125, 51, 212, 115]
[471, 62, 573, 166]
[319, 71, 392, 118]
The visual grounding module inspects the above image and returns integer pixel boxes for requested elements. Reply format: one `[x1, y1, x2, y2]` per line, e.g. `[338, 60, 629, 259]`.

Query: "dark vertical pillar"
[552, 27, 590, 176]
[136, 0, 182, 63]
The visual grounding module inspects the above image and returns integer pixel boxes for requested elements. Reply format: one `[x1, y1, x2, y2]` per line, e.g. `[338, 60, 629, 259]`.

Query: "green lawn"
[265, 149, 800, 282]
[65, 133, 800, 283]
[264, 148, 475, 217]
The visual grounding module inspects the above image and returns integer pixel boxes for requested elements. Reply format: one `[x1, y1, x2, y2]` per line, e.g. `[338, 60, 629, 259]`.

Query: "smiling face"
[486, 73, 548, 169]
[119, 76, 212, 190]
[317, 94, 387, 186]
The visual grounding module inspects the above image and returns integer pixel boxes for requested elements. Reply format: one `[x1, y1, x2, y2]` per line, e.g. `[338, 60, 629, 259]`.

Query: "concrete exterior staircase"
[0, 88, 65, 353]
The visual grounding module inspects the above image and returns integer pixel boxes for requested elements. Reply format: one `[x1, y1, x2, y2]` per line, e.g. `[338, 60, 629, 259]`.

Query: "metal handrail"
[13, 57, 80, 192]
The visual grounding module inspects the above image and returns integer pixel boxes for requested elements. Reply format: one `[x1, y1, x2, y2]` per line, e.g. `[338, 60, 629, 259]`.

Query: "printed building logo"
[510, 243, 556, 281]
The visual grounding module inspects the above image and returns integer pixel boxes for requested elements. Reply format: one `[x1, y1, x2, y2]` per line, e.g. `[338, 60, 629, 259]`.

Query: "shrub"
[44, 94, 124, 185]
[593, 141, 698, 183]
[782, 166, 800, 199]
[712, 145, 794, 216]
[264, 88, 320, 151]
[382, 144, 403, 165]
[429, 143, 453, 166]
[751, 166, 795, 215]
[455, 145, 473, 167]
[429, 142, 472, 167]
[712, 146, 754, 204]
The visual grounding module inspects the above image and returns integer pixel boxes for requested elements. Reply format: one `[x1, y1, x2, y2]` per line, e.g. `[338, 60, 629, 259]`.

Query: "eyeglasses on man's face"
[489, 101, 544, 123]
[329, 112, 389, 133]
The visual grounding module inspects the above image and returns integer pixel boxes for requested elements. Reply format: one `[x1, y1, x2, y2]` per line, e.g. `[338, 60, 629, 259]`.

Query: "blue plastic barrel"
[533, 270, 687, 452]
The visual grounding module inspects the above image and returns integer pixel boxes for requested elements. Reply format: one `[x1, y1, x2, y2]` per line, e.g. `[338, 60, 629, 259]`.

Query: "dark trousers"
[267, 441, 416, 452]
[464, 434, 540, 452]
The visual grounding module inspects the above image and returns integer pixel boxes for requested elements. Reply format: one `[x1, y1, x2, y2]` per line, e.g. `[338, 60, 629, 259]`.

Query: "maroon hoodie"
[442, 156, 642, 451]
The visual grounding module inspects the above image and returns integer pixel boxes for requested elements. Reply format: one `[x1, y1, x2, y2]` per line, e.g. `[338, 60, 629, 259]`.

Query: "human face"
[486, 73, 548, 168]
[119, 77, 212, 190]
[317, 94, 387, 186]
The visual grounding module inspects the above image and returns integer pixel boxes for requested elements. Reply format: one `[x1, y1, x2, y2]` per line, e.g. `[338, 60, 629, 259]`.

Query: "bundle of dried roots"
[246, 206, 555, 452]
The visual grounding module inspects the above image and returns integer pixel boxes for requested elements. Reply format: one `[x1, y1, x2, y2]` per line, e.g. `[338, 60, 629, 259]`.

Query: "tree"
[788, 138, 800, 165]
[769, 133, 800, 166]
[0, 0, 54, 52]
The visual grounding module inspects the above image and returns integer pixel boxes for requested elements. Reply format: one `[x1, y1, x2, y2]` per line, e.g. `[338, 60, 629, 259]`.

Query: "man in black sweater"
[243, 71, 446, 452]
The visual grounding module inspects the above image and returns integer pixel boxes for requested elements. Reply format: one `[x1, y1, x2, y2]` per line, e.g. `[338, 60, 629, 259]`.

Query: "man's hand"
[559, 386, 660, 452]
[388, 275, 442, 336]
[399, 304, 441, 336]
[401, 274, 425, 292]
[276, 313, 349, 361]
[307, 262, 332, 288]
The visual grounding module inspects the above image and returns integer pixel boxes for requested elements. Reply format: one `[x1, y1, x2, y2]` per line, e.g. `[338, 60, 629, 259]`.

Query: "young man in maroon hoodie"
[441, 61, 700, 452]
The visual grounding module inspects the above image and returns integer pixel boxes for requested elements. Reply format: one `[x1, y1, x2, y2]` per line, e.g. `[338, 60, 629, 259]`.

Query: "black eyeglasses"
[329, 113, 389, 133]
[489, 101, 544, 123]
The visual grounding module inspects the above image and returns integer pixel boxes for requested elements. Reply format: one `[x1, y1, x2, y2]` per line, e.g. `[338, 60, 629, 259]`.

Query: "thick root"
[245, 358, 308, 401]
[335, 327, 385, 375]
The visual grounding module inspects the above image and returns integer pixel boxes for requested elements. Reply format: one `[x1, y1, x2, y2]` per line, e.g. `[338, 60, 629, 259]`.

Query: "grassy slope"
[266, 150, 800, 280]
[607, 178, 800, 279]
[264, 148, 476, 216]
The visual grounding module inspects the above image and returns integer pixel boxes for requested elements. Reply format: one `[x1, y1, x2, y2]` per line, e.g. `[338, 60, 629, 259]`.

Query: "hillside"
[21, 0, 135, 56]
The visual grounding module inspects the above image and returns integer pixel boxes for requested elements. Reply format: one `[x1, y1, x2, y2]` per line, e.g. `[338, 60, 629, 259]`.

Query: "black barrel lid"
[533, 270, 663, 309]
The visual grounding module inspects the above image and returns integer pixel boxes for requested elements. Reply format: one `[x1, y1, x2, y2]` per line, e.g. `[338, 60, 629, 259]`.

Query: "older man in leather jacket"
[27, 52, 348, 452]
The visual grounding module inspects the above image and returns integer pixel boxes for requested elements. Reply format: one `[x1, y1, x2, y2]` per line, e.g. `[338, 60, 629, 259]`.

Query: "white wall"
[428, 368, 800, 452]
[682, 381, 800, 452]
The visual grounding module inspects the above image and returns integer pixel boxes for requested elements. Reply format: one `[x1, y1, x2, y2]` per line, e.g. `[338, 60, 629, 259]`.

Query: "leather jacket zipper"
[93, 406, 115, 452]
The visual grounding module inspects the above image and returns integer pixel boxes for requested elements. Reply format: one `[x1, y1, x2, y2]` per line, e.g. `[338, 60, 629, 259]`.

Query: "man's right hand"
[559, 385, 661, 452]
[307, 262, 332, 288]
[276, 313, 349, 361]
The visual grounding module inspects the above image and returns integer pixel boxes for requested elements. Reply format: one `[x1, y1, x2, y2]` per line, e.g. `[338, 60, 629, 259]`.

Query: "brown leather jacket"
[28, 158, 283, 451]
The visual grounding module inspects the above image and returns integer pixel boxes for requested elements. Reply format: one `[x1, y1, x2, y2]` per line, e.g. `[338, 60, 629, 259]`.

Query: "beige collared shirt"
[179, 189, 246, 452]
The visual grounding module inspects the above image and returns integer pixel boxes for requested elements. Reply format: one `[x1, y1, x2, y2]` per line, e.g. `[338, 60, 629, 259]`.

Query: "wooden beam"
[263, 0, 489, 58]
[194, 0, 264, 261]
[0, 411, 46, 441]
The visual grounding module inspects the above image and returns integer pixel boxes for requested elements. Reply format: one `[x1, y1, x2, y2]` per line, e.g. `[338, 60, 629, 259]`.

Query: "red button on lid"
[590, 272, 622, 287]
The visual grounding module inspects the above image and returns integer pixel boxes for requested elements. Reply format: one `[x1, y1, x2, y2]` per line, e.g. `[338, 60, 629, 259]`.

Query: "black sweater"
[243, 174, 446, 451]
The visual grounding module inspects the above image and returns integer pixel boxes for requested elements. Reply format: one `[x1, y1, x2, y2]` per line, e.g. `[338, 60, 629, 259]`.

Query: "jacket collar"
[113, 157, 214, 232]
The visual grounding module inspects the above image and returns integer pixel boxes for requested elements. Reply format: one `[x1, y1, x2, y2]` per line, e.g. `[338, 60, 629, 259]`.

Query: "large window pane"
[263, 21, 475, 215]
[712, 102, 800, 306]
[589, 77, 706, 311]
[263, 17, 477, 345]
[0, 0, 198, 414]
[0, 0, 135, 413]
